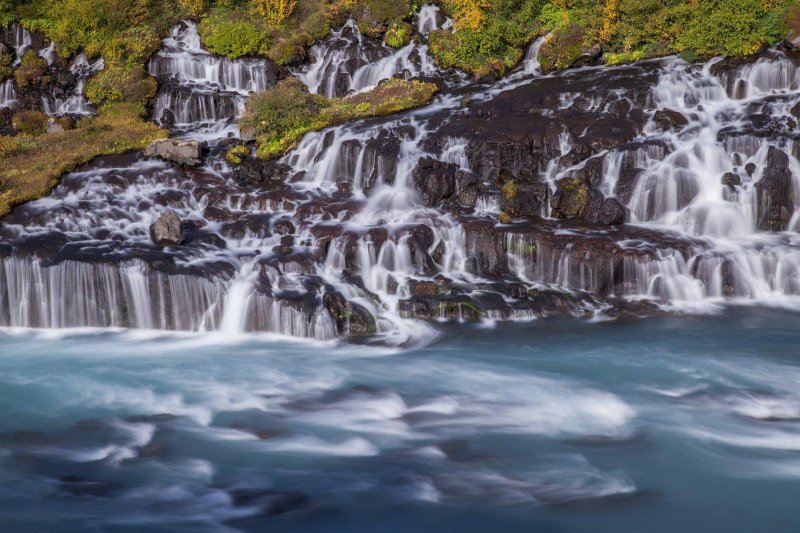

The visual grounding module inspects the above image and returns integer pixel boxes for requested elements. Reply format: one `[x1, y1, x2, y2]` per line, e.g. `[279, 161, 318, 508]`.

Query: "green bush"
[385, 21, 413, 48]
[198, 10, 270, 58]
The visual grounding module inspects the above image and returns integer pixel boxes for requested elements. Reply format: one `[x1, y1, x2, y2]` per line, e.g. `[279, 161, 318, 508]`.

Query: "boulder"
[550, 177, 590, 219]
[598, 197, 629, 225]
[500, 181, 549, 218]
[755, 147, 794, 231]
[322, 291, 377, 336]
[143, 139, 203, 166]
[149, 209, 184, 246]
[653, 109, 689, 131]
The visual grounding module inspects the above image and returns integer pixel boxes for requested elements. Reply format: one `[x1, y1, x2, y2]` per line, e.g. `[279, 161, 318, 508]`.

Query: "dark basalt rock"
[408, 279, 440, 298]
[464, 220, 508, 278]
[598, 197, 629, 226]
[501, 181, 549, 218]
[323, 290, 377, 336]
[149, 210, 185, 247]
[755, 147, 794, 231]
[722, 171, 742, 192]
[551, 177, 590, 219]
[230, 155, 291, 187]
[413, 156, 457, 207]
[653, 109, 689, 131]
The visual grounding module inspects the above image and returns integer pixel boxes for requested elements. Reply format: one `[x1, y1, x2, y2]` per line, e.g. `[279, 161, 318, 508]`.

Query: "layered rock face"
[2, 19, 800, 344]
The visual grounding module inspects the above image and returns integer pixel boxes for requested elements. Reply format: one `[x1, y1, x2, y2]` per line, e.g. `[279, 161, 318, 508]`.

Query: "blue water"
[1, 309, 799, 532]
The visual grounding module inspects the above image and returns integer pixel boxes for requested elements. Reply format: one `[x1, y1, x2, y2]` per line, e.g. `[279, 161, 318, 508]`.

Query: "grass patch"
[0, 103, 164, 217]
[241, 77, 437, 159]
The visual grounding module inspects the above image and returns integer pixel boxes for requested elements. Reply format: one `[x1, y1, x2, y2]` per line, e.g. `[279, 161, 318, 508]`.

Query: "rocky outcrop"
[413, 157, 456, 207]
[756, 147, 794, 231]
[322, 290, 377, 336]
[149, 209, 185, 247]
[144, 139, 204, 166]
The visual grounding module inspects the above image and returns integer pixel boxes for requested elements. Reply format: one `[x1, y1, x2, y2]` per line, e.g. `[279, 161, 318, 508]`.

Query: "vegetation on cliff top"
[240, 77, 438, 159]
[0, 104, 164, 217]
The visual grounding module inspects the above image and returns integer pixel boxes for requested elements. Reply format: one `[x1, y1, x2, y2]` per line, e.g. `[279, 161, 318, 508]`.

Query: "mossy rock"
[538, 24, 587, 72]
[14, 50, 49, 88]
[85, 65, 158, 107]
[550, 177, 589, 219]
[12, 111, 48, 136]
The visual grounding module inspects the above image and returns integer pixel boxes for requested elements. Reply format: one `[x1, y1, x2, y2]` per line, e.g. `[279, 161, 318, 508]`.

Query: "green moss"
[385, 21, 413, 48]
[14, 50, 49, 88]
[12, 111, 48, 136]
[0, 103, 164, 218]
[501, 180, 517, 201]
[0, 53, 13, 81]
[242, 77, 438, 159]
[499, 212, 513, 224]
[225, 145, 251, 165]
[538, 23, 585, 72]
[198, 9, 270, 58]
[85, 65, 158, 107]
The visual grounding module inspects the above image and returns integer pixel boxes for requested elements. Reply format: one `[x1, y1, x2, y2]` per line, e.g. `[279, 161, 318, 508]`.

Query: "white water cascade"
[41, 53, 104, 115]
[148, 20, 278, 139]
[4, 13, 800, 342]
[294, 4, 451, 98]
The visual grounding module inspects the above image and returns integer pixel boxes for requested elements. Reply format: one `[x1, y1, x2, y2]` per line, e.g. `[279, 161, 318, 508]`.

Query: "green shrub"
[199, 11, 270, 58]
[385, 21, 413, 48]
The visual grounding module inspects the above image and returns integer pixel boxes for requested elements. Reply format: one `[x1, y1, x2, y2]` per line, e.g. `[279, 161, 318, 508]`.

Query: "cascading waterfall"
[147, 20, 278, 138]
[0, 79, 17, 109]
[41, 53, 104, 115]
[294, 4, 452, 98]
[4, 13, 800, 342]
[4, 22, 31, 66]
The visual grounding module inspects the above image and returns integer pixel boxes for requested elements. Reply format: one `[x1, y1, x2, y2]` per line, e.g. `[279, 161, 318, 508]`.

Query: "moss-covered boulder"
[85, 65, 158, 107]
[550, 177, 590, 219]
[14, 50, 49, 88]
[11, 110, 48, 136]
[538, 24, 598, 72]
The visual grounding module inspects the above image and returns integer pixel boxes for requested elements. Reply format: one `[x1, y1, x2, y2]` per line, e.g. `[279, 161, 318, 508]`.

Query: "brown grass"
[0, 103, 164, 218]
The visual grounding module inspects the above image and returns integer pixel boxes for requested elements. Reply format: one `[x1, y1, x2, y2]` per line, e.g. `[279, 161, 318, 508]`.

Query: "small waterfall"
[0, 79, 17, 109]
[41, 53, 104, 116]
[4, 22, 32, 66]
[147, 20, 278, 138]
[294, 6, 448, 98]
[38, 42, 56, 65]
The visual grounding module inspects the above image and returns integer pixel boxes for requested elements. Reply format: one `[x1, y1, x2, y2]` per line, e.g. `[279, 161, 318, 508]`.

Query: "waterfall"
[0, 79, 17, 109]
[4, 22, 32, 66]
[147, 20, 278, 139]
[293, 5, 451, 98]
[41, 53, 104, 116]
[5, 14, 800, 342]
